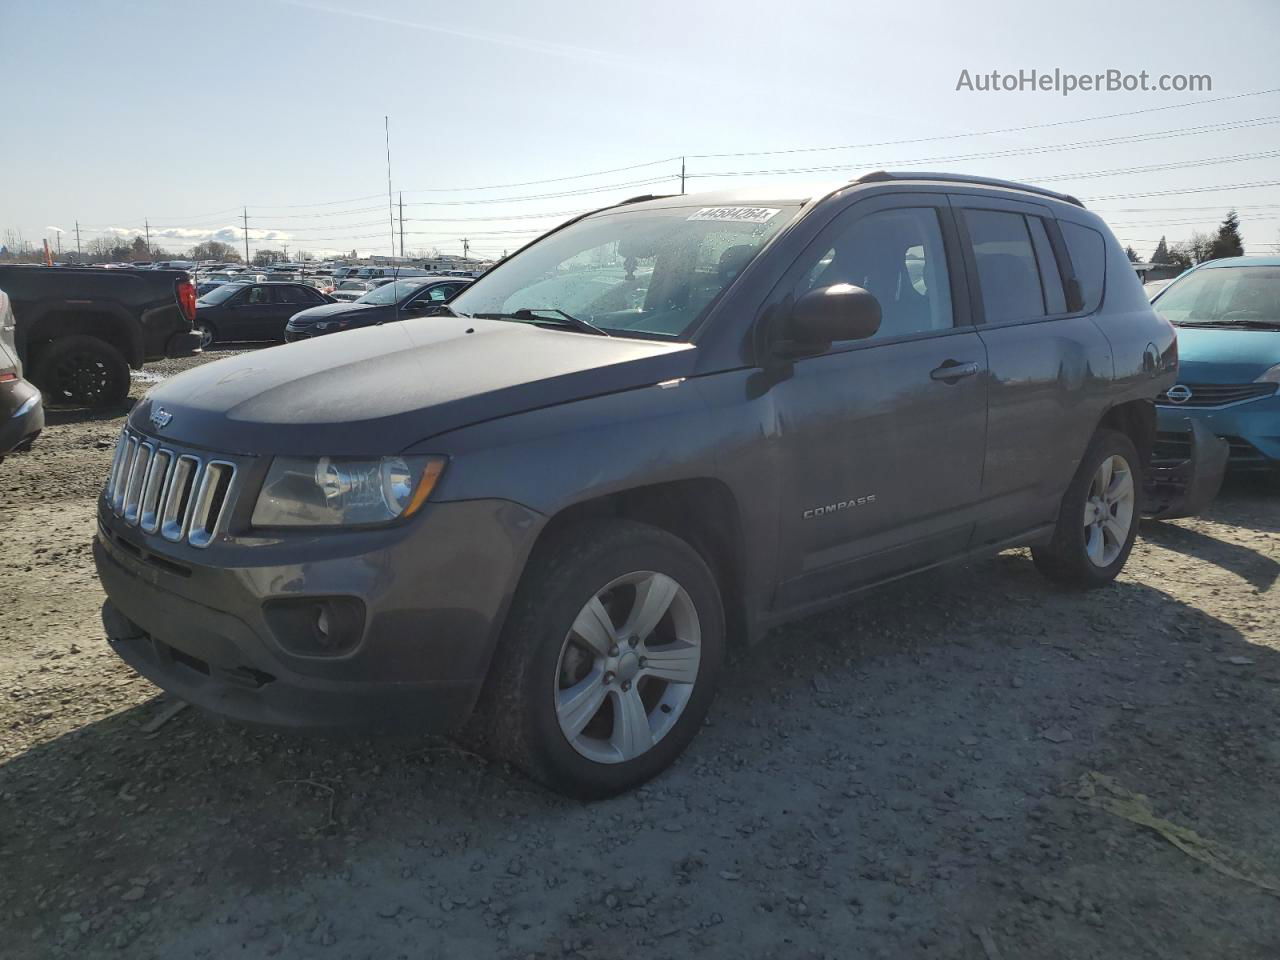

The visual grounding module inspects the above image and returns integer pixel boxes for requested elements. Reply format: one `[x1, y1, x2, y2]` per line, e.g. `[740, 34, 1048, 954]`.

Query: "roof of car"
[615, 170, 1084, 213]
[1195, 256, 1280, 269]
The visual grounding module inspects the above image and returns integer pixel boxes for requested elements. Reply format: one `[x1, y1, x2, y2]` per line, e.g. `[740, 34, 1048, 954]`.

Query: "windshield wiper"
[1174, 320, 1280, 330]
[472, 308, 611, 337]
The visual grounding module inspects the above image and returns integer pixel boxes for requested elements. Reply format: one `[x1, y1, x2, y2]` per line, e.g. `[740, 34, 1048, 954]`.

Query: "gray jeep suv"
[95, 171, 1181, 798]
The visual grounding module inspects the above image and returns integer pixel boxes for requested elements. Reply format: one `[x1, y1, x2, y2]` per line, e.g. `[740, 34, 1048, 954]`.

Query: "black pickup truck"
[0, 265, 201, 407]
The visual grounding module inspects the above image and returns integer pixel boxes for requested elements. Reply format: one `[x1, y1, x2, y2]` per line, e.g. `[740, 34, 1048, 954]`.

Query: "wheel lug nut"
[603, 671, 615, 685]
[639, 657, 647, 667]
[621, 680, 631, 691]
[608, 645, 619, 657]
[628, 636, 638, 648]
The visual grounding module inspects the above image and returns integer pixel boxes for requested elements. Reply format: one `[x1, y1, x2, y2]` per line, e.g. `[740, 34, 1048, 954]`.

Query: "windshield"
[356, 280, 426, 305]
[448, 202, 802, 338]
[1154, 266, 1280, 326]
[197, 283, 242, 304]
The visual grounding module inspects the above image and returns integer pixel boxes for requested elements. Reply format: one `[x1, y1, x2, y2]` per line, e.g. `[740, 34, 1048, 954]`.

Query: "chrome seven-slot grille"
[104, 429, 238, 548]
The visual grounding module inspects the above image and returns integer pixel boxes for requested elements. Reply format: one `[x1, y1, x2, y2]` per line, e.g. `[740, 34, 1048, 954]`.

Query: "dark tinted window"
[1027, 217, 1066, 314]
[798, 207, 953, 339]
[964, 210, 1046, 323]
[1059, 221, 1107, 313]
[274, 285, 314, 304]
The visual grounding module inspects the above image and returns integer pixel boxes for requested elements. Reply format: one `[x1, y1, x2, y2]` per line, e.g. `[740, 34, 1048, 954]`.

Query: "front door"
[772, 195, 989, 611]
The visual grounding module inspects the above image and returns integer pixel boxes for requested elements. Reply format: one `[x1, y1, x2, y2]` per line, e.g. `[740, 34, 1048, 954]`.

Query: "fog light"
[264, 597, 365, 657]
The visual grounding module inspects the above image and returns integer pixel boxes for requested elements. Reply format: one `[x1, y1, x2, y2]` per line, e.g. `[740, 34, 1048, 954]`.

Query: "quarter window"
[1059, 221, 1107, 313]
[798, 207, 954, 339]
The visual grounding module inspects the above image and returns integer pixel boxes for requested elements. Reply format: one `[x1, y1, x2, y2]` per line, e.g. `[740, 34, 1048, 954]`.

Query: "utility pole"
[75, 221, 81, 259]
[462, 238, 470, 261]
[399, 192, 405, 259]
[680, 157, 686, 195]
[144, 218, 151, 254]
[55, 231, 61, 256]
[384, 116, 395, 258]
[242, 208, 250, 264]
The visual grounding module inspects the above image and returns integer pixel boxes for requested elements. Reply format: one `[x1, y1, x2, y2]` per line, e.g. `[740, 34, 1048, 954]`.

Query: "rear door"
[950, 196, 1114, 545]
[772, 194, 989, 609]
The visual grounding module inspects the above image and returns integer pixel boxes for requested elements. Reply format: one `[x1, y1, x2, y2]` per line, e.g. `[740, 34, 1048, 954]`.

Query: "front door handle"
[930, 360, 981, 383]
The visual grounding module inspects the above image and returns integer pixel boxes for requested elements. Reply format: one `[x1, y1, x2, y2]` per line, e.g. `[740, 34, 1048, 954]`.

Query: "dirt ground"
[1, 348, 1277, 960]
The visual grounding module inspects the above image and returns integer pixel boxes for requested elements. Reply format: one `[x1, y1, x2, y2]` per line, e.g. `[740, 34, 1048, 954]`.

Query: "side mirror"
[403, 299, 431, 311]
[779, 284, 881, 355]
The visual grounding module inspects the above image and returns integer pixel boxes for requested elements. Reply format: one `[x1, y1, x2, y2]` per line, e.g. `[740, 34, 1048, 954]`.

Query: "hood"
[287, 301, 381, 325]
[1173, 326, 1280, 383]
[131, 317, 696, 456]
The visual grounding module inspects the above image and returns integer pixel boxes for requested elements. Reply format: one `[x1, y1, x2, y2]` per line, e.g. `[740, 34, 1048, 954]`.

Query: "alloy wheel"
[1083, 454, 1135, 567]
[554, 571, 702, 764]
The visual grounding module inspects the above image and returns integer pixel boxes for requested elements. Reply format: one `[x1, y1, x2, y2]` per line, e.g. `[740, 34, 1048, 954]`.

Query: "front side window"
[447, 202, 802, 338]
[797, 207, 954, 339]
[965, 209, 1048, 323]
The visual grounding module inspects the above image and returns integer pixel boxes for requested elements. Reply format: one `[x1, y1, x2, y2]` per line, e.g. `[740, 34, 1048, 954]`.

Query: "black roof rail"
[851, 170, 1084, 208]
[619, 193, 677, 205]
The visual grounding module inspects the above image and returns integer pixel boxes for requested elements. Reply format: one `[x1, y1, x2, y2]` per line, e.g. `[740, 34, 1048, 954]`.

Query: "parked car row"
[194, 276, 470, 345]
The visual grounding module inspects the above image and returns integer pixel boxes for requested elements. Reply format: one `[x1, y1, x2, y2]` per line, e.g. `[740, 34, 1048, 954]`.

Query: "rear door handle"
[930, 360, 981, 383]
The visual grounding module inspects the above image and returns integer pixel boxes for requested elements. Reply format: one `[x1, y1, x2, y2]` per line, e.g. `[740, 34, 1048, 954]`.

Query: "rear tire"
[29, 335, 130, 408]
[471, 518, 724, 800]
[1033, 428, 1141, 587]
[194, 321, 217, 349]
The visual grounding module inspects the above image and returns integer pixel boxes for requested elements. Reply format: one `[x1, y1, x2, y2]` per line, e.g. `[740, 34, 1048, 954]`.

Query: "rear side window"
[1059, 221, 1107, 313]
[963, 209, 1050, 323]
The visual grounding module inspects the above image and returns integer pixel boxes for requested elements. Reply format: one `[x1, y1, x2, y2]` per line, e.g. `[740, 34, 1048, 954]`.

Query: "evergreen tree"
[1124, 245, 1141, 262]
[1207, 210, 1244, 260]
[1151, 236, 1170, 264]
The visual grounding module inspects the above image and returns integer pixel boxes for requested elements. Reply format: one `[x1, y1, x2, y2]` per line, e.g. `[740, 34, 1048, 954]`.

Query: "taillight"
[176, 278, 197, 324]
[0, 372, 16, 382]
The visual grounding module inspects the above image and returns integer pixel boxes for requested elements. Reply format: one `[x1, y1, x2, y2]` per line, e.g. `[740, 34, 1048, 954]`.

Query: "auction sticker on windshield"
[687, 206, 781, 223]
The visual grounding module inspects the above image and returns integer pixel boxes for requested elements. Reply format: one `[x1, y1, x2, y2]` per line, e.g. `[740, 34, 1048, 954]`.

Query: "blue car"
[1152, 256, 1280, 471]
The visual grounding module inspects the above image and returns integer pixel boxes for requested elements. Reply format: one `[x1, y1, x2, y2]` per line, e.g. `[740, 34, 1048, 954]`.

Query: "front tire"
[474, 519, 724, 799]
[1033, 428, 1141, 587]
[29, 335, 130, 408]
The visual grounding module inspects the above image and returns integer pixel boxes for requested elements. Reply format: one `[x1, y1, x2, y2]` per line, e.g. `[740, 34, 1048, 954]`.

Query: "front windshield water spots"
[447, 203, 802, 338]
[1154, 266, 1280, 325]
[356, 280, 426, 305]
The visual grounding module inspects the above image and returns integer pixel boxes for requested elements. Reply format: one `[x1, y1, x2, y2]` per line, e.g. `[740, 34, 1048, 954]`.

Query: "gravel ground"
[1, 348, 1278, 960]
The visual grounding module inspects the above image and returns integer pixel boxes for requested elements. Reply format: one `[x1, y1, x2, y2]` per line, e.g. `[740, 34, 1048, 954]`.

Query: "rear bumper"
[165, 330, 202, 358]
[0, 377, 43, 456]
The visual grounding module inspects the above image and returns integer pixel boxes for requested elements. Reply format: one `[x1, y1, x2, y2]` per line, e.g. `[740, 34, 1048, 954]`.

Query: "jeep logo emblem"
[149, 407, 173, 430]
[1165, 384, 1192, 404]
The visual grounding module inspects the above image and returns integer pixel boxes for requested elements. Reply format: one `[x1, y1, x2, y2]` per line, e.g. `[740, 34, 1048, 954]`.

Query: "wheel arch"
[24, 306, 143, 369]
[531, 478, 750, 650]
[1097, 398, 1156, 467]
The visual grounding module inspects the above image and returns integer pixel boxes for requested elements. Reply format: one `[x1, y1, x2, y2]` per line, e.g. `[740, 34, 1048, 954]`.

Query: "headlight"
[1256, 363, 1280, 385]
[251, 455, 446, 528]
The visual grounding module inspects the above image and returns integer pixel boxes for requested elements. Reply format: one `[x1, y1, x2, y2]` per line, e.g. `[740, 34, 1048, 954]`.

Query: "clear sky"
[3, 0, 1279, 261]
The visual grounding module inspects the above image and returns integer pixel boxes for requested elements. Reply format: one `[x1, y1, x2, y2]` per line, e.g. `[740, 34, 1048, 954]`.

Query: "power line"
[686, 86, 1280, 159]
[1029, 148, 1280, 183]
[1083, 180, 1280, 201]
[687, 116, 1280, 179]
